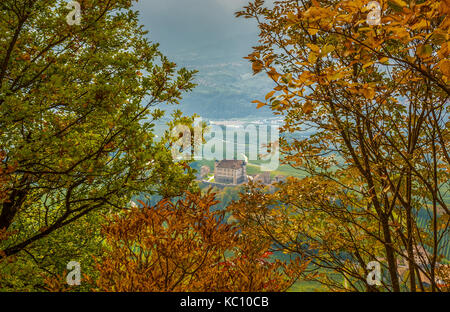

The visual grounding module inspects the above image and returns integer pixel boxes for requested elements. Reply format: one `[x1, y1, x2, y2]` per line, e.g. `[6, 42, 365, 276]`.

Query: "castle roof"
[216, 160, 245, 169]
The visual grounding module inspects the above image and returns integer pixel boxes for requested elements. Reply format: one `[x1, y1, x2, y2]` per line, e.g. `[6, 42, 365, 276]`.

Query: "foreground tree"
[78, 191, 306, 292]
[233, 0, 449, 291]
[0, 0, 196, 289]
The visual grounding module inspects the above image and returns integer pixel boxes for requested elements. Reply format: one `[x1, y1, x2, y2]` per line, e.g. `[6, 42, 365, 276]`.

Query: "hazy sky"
[132, 0, 275, 118]
[133, 0, 258, 56]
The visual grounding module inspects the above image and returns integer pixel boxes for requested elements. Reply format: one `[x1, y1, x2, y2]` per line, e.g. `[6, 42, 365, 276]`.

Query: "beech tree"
[0, 0, 197, 289]
[232, 0, 449, 292]
[80, 191, 306, 292]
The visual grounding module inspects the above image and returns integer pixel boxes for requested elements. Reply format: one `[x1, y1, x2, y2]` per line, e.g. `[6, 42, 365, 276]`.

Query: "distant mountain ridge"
[158, 34, 276, 119]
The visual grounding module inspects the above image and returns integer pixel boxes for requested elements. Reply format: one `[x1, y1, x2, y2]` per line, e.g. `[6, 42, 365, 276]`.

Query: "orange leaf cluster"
[92, 191, 305, 292]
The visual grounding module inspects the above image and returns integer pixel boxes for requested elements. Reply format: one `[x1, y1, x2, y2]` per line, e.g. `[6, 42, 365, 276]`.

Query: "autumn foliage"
[235, 0, 450, 292]
[91, 191, 306, 292]
[2, 0, 449, 293]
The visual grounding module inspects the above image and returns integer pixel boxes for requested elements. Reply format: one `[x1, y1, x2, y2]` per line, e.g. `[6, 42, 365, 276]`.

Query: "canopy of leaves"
[0, 0, 197, 290]
[234, 0, 450, 292]
[82, 191, 307, 292]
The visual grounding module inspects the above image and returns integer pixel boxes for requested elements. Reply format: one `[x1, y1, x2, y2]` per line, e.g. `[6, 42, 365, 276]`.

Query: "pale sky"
[133, 0, 275, 118]
[134, 0, 258, 54]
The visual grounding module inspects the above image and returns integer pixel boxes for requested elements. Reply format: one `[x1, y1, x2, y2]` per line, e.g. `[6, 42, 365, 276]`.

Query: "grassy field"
[246, 161, 306, 178]
[192, 159, 307, 179]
